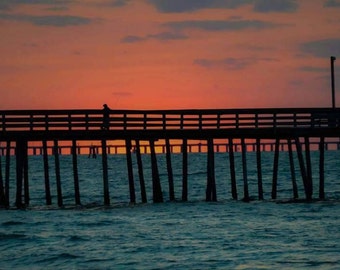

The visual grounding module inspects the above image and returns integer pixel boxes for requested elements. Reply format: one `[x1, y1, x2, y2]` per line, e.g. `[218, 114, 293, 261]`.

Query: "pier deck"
[1, 107, 340, 208]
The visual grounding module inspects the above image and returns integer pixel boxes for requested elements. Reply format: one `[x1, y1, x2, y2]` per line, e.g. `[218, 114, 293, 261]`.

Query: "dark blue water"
[1, 152, 340, 269]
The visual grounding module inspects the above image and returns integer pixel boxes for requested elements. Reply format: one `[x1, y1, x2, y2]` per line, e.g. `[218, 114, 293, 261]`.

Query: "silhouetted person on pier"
[102, 104, 111, 130]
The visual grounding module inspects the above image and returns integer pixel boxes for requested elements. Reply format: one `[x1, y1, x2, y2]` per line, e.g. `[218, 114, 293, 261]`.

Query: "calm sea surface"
[1, 151, 340, 269]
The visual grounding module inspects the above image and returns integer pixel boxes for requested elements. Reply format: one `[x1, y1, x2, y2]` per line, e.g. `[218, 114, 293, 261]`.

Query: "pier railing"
[2, 107, 340, 208]
[1, 108, 340, 132]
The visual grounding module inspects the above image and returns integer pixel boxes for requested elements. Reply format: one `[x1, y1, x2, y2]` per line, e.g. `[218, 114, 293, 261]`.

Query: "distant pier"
[1, 108, 340, 208]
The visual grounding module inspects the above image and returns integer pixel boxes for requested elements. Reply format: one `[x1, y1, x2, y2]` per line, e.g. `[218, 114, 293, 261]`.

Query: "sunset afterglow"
[1, 0, 340, 110]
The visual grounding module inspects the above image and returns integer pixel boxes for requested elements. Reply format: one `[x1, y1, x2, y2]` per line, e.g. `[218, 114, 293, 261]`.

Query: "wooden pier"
[1, 107, 340, 208]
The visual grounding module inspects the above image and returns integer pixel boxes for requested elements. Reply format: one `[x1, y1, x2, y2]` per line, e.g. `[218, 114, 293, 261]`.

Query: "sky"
[0, 0, 340, 110]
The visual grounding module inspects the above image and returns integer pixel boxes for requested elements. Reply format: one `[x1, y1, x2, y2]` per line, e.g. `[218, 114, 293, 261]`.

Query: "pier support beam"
[5, 141, 10, 207]
[125, 139, 136, 204]
[72, 139, 81, 205]
[206, 138, 217, 202]
[182, 139, 188, 201]
[0, 154, 5, 207]
[305, 137, 313, 197]
[287, 139, 298, 199]
[319, 137, 325, 199]
[54, 140, 63, 207]
[295, 137, 312, 200]
[15, 140, 28, 208]
[272, 138, 280, 200]
[241, 139, 249, 202]
[135, 140, 147, 203]
[42, 140, 52, 205]
[165, 139, 175, 201]
[228, 138, 237, 200]
[101, 140, 110, 206]
[150, 140, 163, 203]
[256, 138, 264, 200]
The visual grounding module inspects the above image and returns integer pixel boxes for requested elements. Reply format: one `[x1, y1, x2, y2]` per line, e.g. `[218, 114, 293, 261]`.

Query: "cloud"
[253, 0, 298, 13]
[0, 13, 92, 27]
[299, 66, 329, 72]
[121, 32, 188, 43]
[148, 0, 252, 13]
[163, 19, 286, 32]
[148, 0, 298, 13]
[0, 0, 71, 8]
[107, 0, 131, 7]
[121, 35, 146, 43]
[194, 57, 276, 70]
[301, 39, 340, 57]
[324, 0, 340, 7]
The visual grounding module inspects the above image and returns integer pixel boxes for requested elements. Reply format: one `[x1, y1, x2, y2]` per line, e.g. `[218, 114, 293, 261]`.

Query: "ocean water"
[1, 151, 340, 269]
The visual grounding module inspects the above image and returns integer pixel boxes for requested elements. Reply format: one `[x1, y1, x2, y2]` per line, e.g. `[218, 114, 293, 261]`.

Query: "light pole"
[331, 56, 336, 109]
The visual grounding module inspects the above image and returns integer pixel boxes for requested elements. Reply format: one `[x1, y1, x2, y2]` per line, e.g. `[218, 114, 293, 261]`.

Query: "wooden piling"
[319, 137, 325, 199]
[23, 142, 29, 206]
[135, 140, 147, 203]
[287, 139, 298, 199]
[206, 138, 217, 201]
[256, 138, 264, 200]
[182, 139, 188, 201]
[241, 138, 249, 202]
[54, 140, 63, 207]
[0, 154, 5, 207]
[165, 138, 175, 201]
[5, 141, 10, 207]
[150, 140, 163, 203]
[272, 138, 280, 200]
[228, 138, 237, 200]
[125, 139, 136, 204]
[305, 137, 313, 197]
[295, 137, 312, 200]
[101, 140, 110, 205]
[72, 139, 81, 205]
[15, 140, 27, 208]
[42, 140, 52, 205]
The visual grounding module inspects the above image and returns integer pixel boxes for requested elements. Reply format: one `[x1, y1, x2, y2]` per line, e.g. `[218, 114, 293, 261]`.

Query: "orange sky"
[0, 0, 340, 110]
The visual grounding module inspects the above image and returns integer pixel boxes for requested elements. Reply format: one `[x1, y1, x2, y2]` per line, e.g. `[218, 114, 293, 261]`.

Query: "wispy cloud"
[324, 0, 340, 7]
[299, 66, 329, 72]
[121, 32, 188, 43]
[163, 19, 287, 32]
[148, 0, 252, 13]
[253, 0, 298, 13]
[301, 39, 340, 57]
[0, 0, 71, 9]
[0, 13, 92, 27]
[107, 0, 131, 7]
[194, 57, 277, 70]
[148, 0, 298, 13]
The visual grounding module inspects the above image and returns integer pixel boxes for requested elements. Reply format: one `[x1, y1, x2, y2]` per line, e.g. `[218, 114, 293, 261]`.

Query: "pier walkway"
[1, 108, 340, 208]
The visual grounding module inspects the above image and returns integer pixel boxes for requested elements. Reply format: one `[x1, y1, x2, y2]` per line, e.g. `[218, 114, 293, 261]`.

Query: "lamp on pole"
[331, 56, 336, 109]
